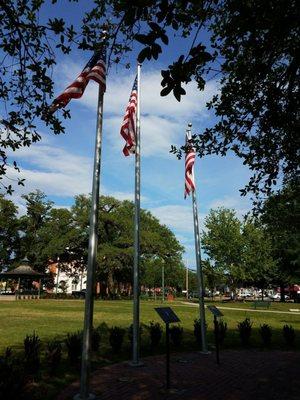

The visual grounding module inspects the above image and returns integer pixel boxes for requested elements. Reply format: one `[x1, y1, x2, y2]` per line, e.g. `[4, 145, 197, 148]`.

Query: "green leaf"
[135, 34, 152, 45]
[137, 47, 151, 63]
[160, 86, 173, 97]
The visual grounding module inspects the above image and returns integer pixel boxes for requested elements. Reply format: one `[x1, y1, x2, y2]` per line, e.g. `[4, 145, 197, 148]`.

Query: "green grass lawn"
[0, 299, 299, 351]
[1, 299, 299, 400]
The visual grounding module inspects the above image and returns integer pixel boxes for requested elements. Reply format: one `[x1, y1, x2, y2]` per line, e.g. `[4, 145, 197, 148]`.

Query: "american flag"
[50, 47, 106, 112]
[120, 76, 137, 156]
[184, 131, 196, 198]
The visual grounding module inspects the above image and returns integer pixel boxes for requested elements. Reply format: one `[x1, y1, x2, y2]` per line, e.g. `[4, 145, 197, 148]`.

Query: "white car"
[270, 293, 289, 300]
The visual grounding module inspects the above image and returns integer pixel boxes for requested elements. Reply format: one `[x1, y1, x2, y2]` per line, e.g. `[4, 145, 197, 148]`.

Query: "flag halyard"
[120, 76, 138, 156]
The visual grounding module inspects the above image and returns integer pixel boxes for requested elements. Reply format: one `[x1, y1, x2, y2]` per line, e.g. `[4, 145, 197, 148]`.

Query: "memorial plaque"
[155, 307, 180, 324]
[207, 305, 223, 317]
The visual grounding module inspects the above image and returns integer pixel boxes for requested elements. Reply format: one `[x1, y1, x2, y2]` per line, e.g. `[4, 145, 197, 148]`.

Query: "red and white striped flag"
[50, 47, 106, 112]
[120, 76, 137, 156]
[184, 132, 196, 198]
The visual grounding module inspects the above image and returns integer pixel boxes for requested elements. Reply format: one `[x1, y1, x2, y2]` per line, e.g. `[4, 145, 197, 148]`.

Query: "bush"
[193, 318, 207, 346]
[259, 324, 272, 347]
[24, 332, 41, 374]
[96, 322, 109, 334]
[65, 331, 82, 364]
[109, 327, 125, 353]
[0, 348, 25, 398]
[218, 319, 228, 345]
[91, 327, 101, 352]
[128, 324, 144, 346]
[148, 322, 163, 348]
[283, 325, 295, 346]
[237, 318, 252, 346]
[46, 340, 62, 375]
[169, 325, 183, 347]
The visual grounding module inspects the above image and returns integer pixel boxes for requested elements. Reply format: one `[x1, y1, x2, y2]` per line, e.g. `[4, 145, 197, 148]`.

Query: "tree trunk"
[107, 269, 114, 298]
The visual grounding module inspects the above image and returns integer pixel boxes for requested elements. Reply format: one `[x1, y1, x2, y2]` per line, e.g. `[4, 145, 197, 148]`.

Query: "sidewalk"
[180, 301, 300, 315]
[57, 350, 299, 400]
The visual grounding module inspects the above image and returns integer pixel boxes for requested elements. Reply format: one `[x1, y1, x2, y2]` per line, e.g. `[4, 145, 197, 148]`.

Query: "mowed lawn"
[0, 299, 300, 351]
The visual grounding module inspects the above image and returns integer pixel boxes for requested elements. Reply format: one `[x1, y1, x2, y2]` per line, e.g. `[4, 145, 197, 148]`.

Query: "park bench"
[252, 300, 271, 310]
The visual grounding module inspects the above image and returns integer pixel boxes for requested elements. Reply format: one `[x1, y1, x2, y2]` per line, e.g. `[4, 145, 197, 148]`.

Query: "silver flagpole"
[132, 63, 142, 366]
[75, 84, 104, 400]
[187, 123, 208, 353]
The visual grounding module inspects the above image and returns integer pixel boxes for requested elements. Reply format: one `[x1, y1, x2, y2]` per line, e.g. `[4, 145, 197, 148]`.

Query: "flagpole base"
[73, 393, 97, 400]
[128, 360, 144, 367]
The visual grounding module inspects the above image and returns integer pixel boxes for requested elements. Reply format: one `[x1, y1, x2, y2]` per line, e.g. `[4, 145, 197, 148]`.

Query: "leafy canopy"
[0, 0, 298, 199]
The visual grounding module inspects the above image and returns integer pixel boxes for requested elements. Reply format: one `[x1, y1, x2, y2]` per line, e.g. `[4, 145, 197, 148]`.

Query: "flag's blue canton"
[132, 77, 137, 92]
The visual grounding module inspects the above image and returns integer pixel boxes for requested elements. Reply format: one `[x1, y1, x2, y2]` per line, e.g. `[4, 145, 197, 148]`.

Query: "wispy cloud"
[208, 194, 251, 220]
[55, 61, 218, 159]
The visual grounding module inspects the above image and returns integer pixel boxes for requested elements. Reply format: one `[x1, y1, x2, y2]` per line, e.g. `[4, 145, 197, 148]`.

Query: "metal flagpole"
[186, 260, 189, 300]
[74, 84, 104, 400]
[187, 123, 208, 353]
[132, 63, 142, 366]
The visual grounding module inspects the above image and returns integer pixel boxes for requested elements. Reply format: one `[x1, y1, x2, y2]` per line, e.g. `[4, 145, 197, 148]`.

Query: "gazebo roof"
[0, 264, 45, 278]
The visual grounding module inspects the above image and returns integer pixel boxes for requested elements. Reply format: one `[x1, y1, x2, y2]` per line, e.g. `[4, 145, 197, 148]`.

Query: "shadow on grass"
[1, 321, 299, 400]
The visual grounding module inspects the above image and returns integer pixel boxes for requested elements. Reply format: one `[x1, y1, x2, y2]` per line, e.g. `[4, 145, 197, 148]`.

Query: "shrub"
[24, 332, 41, 374]
[109, 327, 125, 353]
[96, 322, 109, 334]
[193, 318, 207, 346]
[169, 325, 183, 347]
[128, 324, 144, 346]
[237, 318, 252, 346]
[46, 340, 62, 375]
[218, 319, 228, 345]
[283, 325, 295, 346]
[259, 324, 272, 347]
[91, 327, 101, 352]
[148, 322, 163, 348]
[65, 331, 82, 364]
[0, 348, 24, 398]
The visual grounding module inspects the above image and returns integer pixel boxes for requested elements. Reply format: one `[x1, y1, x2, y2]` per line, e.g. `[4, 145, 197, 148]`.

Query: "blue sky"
[4, 1, 253, 268]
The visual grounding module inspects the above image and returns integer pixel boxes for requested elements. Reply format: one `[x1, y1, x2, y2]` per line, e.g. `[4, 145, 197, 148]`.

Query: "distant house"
[47, 260, 87, 294]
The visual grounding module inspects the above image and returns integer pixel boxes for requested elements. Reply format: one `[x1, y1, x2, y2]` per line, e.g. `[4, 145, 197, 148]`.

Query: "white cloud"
[57, 61, 217, 119]
[150, 204, 194, 233]
[3, 140, 146, 212]
[55, 61, 218, 159]
[105, 114, 180, 158]
[7, 144, 93, 196]
[209, 195, 251, 220]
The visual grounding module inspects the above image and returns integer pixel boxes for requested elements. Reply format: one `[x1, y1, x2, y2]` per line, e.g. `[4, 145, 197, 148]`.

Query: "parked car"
[240, 291, 252, 298]
[270, 293, 289, 301]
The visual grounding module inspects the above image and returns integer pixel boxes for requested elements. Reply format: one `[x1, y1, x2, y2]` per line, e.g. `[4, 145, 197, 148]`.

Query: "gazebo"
[0, 260, 45, 300]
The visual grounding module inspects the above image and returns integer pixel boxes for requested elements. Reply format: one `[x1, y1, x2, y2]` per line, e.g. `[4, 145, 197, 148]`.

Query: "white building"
[48, 261, 87, 294]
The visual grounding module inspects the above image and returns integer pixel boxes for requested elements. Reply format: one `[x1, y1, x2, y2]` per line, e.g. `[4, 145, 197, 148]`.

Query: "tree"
[0, 191, 184, 290]
[260, 181, 300, 299]
[18, 190, 53, 270]
[202, 208, 244, 289]
[71, 194, 184, 295]
[241, 221, 275, 298]
[0, 195, 20, 270]
[202, 259, 225, 295]
[1, 1, 298, 199]
[202, 207, 278, 292]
